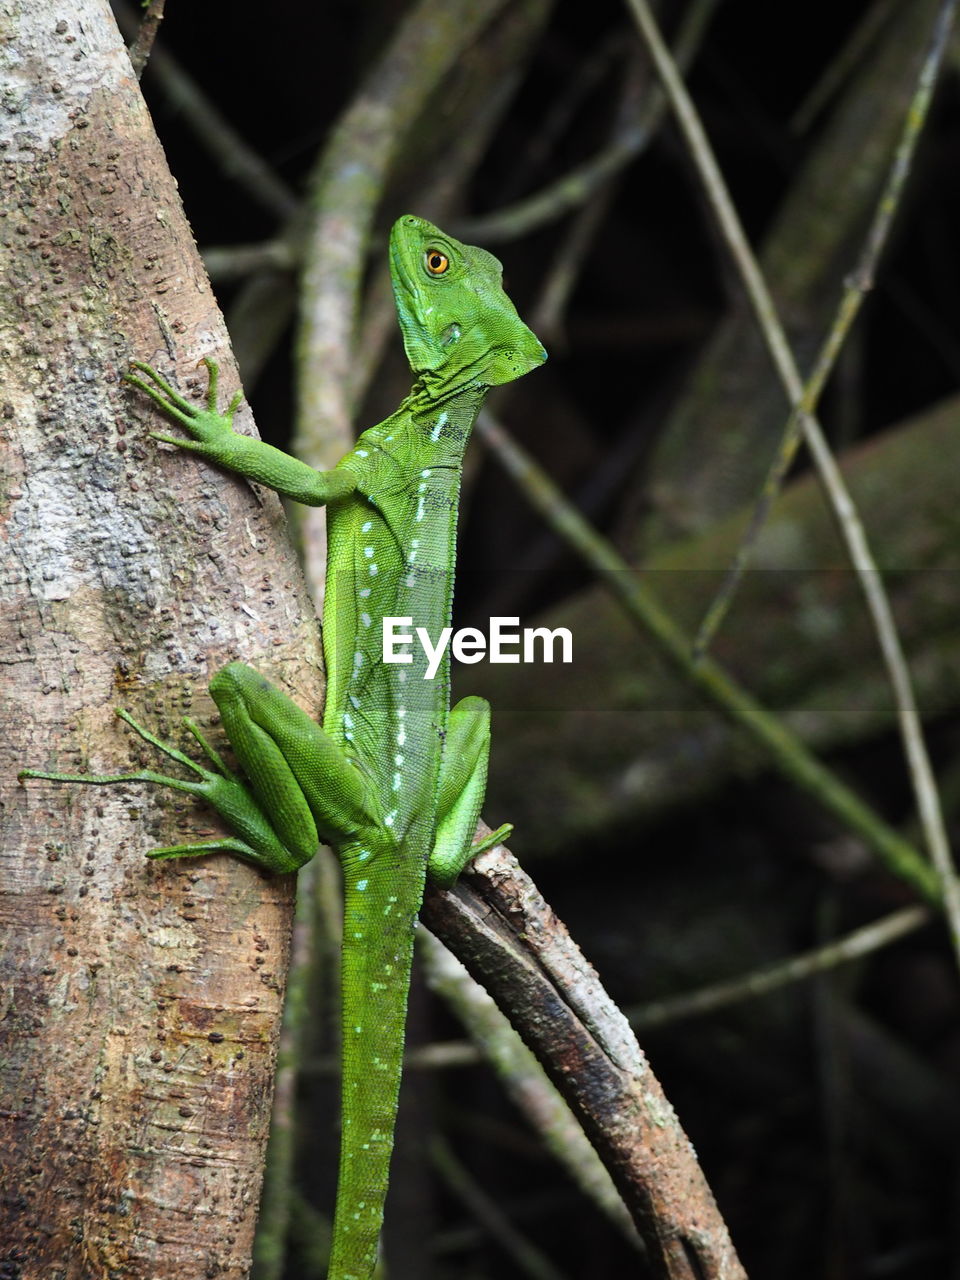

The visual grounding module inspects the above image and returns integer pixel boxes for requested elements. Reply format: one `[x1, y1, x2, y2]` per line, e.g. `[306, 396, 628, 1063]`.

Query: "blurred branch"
[630, 905, 930, 1031]
[643, 0, 946, 542]
[476, 408, 938, 902]
[296, 0, 514, 465]
[292, 0, 547, 600]
[694, 1, 956, 662]
[477, 393, 960, 851]
[114, 0, 299, 218]
[455, 0, 719, 245]
[203, 240, 297, 282]
[430, 1136, 569, 1280]
[624, 0, 958, 956]
[253, 859, 320, 1280]
[790, 0, 900, 135]
[348, 16, 548, 412]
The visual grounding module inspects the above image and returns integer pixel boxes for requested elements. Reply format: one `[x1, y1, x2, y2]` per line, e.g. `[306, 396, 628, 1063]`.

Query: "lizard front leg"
[126, 359, 357, 507]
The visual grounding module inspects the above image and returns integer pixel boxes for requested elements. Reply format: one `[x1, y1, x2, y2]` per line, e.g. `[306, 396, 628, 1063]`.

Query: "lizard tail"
[327, 848, 426, 1279]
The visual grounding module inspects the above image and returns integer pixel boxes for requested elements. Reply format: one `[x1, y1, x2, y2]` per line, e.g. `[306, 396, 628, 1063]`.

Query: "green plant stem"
[695, 0, 958, 657]
[630, 905, 930, 1031]
[623, 0, 957, 949]
[476, 410, 939, 904]
[455, 0, 719, 245]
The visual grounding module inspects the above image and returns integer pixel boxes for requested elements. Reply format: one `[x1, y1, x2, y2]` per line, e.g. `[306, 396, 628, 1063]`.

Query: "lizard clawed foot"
[124, 358, 242, 451]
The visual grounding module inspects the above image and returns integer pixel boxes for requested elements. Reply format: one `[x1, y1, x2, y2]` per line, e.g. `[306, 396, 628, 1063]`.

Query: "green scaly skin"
[20, 215, 546, 1279]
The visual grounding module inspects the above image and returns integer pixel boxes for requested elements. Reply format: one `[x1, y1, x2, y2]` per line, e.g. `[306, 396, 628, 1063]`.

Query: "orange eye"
[424, 249, 449, 275]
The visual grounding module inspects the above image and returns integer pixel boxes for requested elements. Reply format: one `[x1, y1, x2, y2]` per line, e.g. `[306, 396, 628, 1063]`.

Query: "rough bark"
[0, 4, 320, 1274]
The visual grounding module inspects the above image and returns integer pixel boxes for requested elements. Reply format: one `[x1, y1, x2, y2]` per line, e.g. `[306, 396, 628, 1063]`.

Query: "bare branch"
[423, 843, 748, 1280]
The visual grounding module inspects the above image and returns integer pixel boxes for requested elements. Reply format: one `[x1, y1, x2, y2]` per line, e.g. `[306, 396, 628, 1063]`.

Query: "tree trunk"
[0, 4, 319, 1273]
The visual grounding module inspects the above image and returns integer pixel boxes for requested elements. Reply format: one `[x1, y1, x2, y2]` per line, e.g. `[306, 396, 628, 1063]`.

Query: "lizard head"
[389, 214, 547, 389]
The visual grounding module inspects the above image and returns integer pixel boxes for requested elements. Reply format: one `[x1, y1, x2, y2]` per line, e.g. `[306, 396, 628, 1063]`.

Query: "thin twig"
[695, 0, 958, 659]
[532, 0, 717, 340]
[114, 1, 298, 219]
[455, 0, 720, 246]
[623, 0, 960, 965]
[430, 1136, 570, 1280]
[789, 0, 900, 135]
[124, 0, 165, 80]
[476, 409, 938, 904]
[630, 905, 930, 1031]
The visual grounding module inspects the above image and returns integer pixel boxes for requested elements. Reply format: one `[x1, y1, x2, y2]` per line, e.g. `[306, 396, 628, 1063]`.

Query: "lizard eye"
[424, 249, 449, 275]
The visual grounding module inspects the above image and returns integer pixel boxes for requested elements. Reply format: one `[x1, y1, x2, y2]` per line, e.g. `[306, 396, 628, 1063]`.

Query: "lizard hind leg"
[19, 706, 218, 792]
[19, 707, 304, 872]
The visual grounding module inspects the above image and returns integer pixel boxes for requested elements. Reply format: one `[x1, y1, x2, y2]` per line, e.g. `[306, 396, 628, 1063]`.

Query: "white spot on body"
[429, 412, 448, 442]
[361, 612, 372, 629]
[356, 879, 368, 891]
[364, 546, 374, 558]
[359, 588, 371, 599]
[361, 521, 373, 533]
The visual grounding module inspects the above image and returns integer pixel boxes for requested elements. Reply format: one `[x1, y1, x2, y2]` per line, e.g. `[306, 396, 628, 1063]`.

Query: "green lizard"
[21, 214, 545, 1279]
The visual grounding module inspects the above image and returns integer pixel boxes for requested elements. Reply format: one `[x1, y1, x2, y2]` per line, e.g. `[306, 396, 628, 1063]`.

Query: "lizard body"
[21, 215, 545, 1278]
